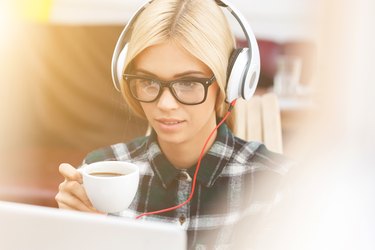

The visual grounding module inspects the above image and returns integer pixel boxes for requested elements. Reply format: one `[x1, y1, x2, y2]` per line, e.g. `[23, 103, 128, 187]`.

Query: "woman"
[56, 0, 289, 248]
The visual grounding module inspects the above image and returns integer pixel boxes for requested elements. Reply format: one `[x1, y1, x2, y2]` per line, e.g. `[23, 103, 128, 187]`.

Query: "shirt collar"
[146, 123, 235, 188]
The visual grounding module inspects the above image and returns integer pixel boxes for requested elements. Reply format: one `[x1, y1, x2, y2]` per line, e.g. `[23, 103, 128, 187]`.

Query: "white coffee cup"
[78, 161, 139, 213]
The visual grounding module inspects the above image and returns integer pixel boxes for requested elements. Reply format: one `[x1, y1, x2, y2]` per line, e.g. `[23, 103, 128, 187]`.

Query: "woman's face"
[132, 41, 218, 146]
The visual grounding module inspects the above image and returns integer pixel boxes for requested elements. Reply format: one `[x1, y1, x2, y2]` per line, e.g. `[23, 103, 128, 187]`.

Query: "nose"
[156, 88, 179, 110]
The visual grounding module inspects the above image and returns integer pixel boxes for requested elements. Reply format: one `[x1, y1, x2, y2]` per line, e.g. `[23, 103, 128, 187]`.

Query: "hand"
[55, 163, 101, 213]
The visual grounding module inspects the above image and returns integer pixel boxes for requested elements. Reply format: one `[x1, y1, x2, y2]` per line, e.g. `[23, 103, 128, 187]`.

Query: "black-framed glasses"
[123, 74, 216, 105]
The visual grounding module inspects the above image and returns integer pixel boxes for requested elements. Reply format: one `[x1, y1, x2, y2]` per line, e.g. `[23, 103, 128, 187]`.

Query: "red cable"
[136, 100, 237, 219]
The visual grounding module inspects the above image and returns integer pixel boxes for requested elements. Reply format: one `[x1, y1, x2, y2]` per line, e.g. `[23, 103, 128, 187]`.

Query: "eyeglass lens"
[129, 78, 206, 104]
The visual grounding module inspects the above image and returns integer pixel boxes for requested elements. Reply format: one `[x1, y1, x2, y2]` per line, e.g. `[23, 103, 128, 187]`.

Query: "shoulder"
[231, 136, 292, 176]
[83, 136, 148, 164]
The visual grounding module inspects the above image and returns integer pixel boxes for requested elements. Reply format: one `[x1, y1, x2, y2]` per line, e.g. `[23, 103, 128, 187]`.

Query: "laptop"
[0, 201, 186, 250]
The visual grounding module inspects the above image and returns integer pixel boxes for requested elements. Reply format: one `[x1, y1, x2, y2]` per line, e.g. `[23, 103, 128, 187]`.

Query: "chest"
[131, 173, 250, 228]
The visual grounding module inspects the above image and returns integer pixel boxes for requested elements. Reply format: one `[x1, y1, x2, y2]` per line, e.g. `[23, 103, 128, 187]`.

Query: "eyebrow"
[134, 69, 208, 78]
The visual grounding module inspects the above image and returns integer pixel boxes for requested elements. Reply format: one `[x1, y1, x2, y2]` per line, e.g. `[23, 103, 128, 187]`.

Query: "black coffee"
[89, 172, 125, 177]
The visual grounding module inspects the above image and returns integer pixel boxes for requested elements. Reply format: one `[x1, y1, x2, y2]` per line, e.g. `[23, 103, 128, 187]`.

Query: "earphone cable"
[136, 99, 237, 219]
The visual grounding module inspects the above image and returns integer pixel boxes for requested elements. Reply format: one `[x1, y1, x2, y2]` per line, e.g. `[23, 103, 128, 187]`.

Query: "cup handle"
[76, 164, 88, 184]
[76, 164, 87, 174]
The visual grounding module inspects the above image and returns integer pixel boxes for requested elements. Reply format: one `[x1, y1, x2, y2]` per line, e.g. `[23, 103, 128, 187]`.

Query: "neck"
[158, 117, 218, 169]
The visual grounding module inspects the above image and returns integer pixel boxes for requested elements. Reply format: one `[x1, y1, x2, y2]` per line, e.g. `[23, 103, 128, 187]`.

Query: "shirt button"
[179, 214, 186, 225]
[177, 170, 192, 182]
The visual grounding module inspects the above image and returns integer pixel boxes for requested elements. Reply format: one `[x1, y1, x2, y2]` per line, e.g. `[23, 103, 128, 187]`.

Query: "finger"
[59, 180, 93, 208]
[58, 197, 105, 215]
[57, 202, 77, 211]
[55, 191, 95, 212]
[59, 163, 83, 183]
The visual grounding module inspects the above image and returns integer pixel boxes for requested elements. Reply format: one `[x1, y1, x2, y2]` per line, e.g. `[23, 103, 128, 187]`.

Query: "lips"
[154, 118, 186, 132]
[156, 118, 185, 125]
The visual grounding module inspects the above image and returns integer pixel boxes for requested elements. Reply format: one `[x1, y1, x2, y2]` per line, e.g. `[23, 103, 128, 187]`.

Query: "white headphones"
[111, 0, 260, 103]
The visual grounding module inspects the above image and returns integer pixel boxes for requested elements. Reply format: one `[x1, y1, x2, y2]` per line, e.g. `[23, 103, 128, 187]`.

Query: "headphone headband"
[111, 0, 260, 102]
[218, 0, 260, 101]
[111, 1, 152, 91]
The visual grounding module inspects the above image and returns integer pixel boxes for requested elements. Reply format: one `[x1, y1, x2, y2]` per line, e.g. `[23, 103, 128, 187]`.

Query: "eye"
[136, 79, 159, 96]
[176, 81, 201, 89]
[138, 78, 157, 87]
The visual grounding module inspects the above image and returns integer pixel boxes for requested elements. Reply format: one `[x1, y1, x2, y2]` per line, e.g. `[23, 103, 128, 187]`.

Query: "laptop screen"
[0, 201, 186, 250]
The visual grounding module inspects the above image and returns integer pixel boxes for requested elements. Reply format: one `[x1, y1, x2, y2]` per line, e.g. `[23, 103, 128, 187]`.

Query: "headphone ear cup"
[227, 49, 242, 78]
[242, 53, 260, 101]
[114, 44, 129, 91]
[226, 48, 249, 102]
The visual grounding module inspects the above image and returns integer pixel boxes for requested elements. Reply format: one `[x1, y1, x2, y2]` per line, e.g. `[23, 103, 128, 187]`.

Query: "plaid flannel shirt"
[84, 124, 290, 250]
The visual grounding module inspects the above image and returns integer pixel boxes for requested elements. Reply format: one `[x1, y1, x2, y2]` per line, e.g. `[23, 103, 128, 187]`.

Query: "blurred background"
[0, 0, 374, 249]
[0, 0, 318, 205]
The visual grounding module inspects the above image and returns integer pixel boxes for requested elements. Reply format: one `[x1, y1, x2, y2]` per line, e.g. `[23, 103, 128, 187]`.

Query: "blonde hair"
[120, 0, 236, 130]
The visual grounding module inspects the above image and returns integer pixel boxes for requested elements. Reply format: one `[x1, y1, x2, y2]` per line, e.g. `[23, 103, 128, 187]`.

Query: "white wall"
[50, 0, 317, 42]
[230, 0, 318, 41]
